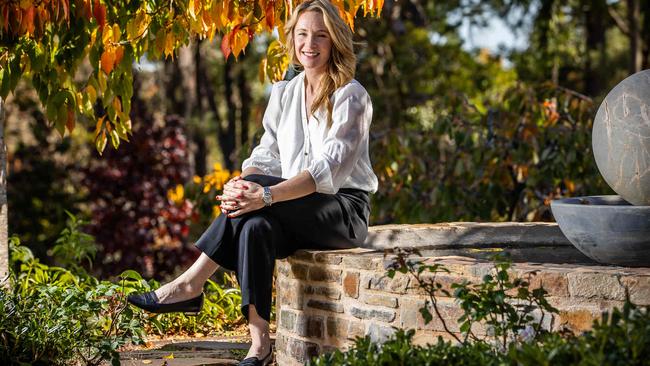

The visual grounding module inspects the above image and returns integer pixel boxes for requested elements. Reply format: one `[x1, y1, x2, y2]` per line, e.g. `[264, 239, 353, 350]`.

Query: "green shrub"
[1, 211, 246, 366]
[1, 236, 146, 366]
[309, 329, 504, 366]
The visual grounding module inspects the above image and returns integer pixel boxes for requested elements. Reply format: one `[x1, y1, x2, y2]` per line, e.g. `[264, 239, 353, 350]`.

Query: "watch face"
[263, 187, 272, 205]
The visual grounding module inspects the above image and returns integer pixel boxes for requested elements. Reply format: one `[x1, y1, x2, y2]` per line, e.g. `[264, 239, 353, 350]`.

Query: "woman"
[127, 1, 377, 365]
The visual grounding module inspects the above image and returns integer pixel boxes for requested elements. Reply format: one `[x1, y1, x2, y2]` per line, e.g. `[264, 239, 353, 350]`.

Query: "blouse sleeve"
[307, 84, 372, 194]
[241, 81, 288, 176]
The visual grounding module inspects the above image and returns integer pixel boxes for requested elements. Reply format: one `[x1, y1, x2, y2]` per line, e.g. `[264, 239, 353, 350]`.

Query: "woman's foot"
[244, 339, 272, 360]
[127, 291, 204, 314]
[240, 342, 273, 366]
[154, 279, 203, 304]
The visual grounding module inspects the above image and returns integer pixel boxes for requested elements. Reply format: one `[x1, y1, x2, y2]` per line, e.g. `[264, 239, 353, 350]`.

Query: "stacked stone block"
[275, 247, 650, 366]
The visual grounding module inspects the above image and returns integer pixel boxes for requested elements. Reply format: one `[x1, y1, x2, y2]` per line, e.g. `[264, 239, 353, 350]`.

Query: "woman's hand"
[217, 176, 265, 217]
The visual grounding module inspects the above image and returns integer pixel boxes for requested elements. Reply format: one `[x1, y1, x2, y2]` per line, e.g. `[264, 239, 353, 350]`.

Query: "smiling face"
[294, 10, 333, 77]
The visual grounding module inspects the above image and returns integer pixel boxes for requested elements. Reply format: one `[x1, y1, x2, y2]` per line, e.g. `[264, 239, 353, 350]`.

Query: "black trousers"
[194, 174, 370, 322]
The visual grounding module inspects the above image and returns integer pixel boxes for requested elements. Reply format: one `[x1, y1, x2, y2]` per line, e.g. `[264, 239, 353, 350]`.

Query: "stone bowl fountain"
[551, 69, 650, 267]
[551, 196, 650, 266]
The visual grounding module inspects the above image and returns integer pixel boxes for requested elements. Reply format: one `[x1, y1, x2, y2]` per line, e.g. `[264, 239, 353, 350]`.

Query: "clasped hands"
[217, 176, 265, 217]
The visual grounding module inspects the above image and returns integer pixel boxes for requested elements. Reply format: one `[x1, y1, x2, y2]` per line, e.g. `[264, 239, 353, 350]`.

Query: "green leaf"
[119, 270, 143, 281]
[109, 129, 120, 149]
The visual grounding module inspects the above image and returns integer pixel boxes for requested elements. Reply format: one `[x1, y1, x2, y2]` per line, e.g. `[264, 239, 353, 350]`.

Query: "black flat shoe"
[238, 345, 273, 366]
[126, 291, 204, 315]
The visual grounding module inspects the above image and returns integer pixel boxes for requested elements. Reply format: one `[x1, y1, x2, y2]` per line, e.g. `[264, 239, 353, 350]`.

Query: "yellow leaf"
[112, 23, 121, 43]
[163, 353, 174, 359]
[91, 28, 98, 45]
[96, 130, 107, 154]
[97, 70, 107, 94]
[87, 85, 97, 103]
[188, 0, 200, 20]
[102, 25, 113, 46]
[154, 28, 166, 58]
[231, 27, 249, 58]
[164, 32, 175, 59]
[211, 1, 224, 29]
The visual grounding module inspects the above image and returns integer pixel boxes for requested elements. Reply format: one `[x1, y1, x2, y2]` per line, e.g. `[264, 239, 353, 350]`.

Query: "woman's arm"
[240, 167, 265, 178]
[219, 170, 316, 217]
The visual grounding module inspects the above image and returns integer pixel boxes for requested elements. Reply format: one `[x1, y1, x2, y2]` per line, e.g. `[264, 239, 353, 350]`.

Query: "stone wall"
[274, 223, 650, 365]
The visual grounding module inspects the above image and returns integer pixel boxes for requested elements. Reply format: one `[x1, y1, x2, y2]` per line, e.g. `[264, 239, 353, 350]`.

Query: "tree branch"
[608, 6, 630, 36]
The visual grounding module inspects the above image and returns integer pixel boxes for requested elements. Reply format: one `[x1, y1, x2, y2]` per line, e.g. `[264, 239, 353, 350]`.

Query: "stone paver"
[116, 337, 277, 366]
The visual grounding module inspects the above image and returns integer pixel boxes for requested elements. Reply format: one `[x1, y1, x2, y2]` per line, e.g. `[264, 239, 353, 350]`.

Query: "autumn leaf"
[112, 96, 122, 114]
[188, 0, 201, 21]
[94, 116, 104, 137]
[231, 26, 249, 58]
[66, 107, 75, 133]
[96, 130, 107, 154]
[112, 23, 120, 42]
[164, 31, 175, 59]
[20, 6, 34, 36]
[82, 0, 92, 21]
[100, 49, 115, 74]
[220, 30, 232, 60]
[114, 45, 124, 65]
[265, 1, 275, 31]
[93, 0, 106, 29]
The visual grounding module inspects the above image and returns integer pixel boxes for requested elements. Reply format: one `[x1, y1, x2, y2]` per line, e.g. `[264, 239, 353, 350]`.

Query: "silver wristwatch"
[262, 186, 273, 207]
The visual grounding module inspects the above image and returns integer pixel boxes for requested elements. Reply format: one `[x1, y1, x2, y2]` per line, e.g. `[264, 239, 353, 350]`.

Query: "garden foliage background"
[3, 0, 649, 283]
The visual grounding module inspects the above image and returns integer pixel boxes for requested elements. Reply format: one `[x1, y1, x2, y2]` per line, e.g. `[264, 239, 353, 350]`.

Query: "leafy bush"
[1, 212, 247, 365]
[370, 83, 611, 224]
[82, 109, 194, 279]
[1, 235, 146, 366]
[309, 252, 650, 365]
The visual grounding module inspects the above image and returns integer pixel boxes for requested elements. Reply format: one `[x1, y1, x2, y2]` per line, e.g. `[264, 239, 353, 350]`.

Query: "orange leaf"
[93, 0, 106, 28]
[66, 108, 75, 133]
[83, 0, 92, 20]
[94, 116, 104, 137]
[114, 45, 124, 65]
[220, 31, 232, 60]
[61, 0, 70, 23]
[231, 27, 249, 58]
[21, 6, 34, 35]
[2, 7, 9, 33]
[112, 96, 122, 113]
[265, 1, 274, 32]
[100, 48, 115, 74]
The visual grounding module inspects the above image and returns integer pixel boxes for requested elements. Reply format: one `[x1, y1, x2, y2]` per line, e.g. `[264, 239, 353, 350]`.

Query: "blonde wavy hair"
[284, 0, 356, 126]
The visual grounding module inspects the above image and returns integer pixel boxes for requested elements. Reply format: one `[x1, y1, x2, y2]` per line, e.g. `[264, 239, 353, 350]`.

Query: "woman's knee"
[242, 174, 285, 187]
[240, 215, 274, 237]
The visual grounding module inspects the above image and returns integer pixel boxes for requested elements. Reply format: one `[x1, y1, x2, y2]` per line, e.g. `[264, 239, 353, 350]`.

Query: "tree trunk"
[0, 98, 8, 288]
[584, 0, 608, 96]
[628, 0, 642, 73]
[238, 59, 251, 168]
[193, 41, 207, 177]
[220, 58, 237, 171]
[642, 1, 650, 68]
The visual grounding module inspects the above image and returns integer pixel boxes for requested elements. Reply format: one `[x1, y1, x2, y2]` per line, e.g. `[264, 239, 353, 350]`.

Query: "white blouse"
[242, 72, 378, 194]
